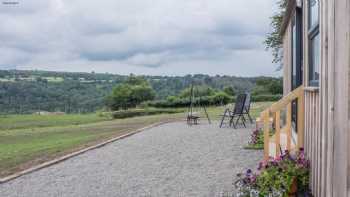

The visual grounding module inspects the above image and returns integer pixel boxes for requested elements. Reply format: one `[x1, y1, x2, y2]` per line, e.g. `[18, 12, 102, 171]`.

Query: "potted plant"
[235, 148, 311, 197]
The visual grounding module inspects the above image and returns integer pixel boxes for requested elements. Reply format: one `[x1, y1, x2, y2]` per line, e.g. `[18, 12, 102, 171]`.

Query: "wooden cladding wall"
[304, 90, 321, 196]
[319, 0, 349, 196]
[281, 0, 349, 196]
[283, 23, 292, 96]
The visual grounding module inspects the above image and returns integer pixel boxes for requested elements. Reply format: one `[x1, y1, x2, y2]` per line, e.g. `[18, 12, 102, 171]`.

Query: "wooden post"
[263, 111, 270, 160]
[272, 112, 276, 129]
[297, 91, 304, 149]
[286, 103, 292, 151]
[275, 110, 281, 156]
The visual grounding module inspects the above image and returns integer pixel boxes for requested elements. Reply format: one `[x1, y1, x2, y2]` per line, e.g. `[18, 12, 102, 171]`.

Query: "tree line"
[106, 76, 283, 110]
[0, 70, 282, 114]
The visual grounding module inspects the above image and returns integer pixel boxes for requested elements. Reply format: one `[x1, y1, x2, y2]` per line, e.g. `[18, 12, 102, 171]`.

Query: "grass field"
[0, 102, 271, 177]
[0, 114, 109, 130]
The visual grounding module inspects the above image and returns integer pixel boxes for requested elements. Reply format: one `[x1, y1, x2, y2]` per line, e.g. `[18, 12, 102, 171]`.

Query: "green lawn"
[0, 114, 109, 130]
[0, 113, 185, 177]
[0, 102, 271, 177]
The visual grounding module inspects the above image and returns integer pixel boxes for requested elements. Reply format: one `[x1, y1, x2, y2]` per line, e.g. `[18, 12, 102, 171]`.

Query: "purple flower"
[247, 169, 252, 174]
[250, 174, 257, 183]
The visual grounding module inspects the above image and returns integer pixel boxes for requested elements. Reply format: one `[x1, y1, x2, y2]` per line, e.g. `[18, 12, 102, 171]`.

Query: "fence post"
[263, 111, 270, 160]
[297, 91, 304, 149]
[275, 110, 281, 156]
[286, 103, 292, 151]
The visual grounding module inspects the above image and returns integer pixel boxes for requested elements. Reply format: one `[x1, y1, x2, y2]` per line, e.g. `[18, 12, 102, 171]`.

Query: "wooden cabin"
[259, 0, 350, 196]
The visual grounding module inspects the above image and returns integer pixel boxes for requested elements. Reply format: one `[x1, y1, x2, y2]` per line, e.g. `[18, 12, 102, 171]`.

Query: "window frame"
[308, 0, 320, 87]
[291, 7, 303, 91]
[291, 6, 303, 132]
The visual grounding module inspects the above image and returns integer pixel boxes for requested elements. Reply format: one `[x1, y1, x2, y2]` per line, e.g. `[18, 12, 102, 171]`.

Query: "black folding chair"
[219, 94, 247, 129]
[243, 93, 253, 124]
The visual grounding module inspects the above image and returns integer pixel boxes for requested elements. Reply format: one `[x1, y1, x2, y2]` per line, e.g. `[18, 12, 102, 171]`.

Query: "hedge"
[146, 93, 233, 108]
[146, 94, 282, 108]
[109, 108, 184, 119]
[251, 94, 282, 102]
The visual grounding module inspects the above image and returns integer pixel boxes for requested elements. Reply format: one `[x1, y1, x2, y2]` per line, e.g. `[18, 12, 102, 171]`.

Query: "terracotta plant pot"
[288, 177, 298, 197]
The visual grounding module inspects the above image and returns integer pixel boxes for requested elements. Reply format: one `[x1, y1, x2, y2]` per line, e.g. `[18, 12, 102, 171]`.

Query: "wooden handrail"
[269, 86, 303, 113]
[261, 86, 304, 160]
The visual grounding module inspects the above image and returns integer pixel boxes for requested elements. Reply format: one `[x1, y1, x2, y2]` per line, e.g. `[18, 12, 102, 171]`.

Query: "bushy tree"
[106, 76, 155, 110]
[268, 79, 283, 95]
[252, 78, 283, 96]
[125, 74, 147, 85]
[179, 85, 215, 98]
[223, 86, 236, 96]
[264, 0, 288, 68]
[210, 92, 232, 105]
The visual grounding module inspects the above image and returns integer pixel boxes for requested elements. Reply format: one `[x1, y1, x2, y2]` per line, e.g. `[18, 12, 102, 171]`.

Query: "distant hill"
[0, 69, 278, 114]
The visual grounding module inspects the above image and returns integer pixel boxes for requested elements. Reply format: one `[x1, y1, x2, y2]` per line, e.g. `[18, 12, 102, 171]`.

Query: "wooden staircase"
[258, 86, 304, 160]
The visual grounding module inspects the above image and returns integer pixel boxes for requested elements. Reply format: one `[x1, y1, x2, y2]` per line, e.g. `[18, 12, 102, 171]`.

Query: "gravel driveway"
[0, 122, 262, 197]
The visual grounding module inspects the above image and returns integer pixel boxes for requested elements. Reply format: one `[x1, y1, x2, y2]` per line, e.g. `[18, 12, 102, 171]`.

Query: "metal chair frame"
[219, 94, 247, 129]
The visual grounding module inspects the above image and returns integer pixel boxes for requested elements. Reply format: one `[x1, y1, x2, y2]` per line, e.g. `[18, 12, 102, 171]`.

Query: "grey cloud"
[0, 0, 278, 76]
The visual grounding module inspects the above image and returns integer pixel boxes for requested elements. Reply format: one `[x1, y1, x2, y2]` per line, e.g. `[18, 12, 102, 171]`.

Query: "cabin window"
[309, 0, 319, 29]
[291, 8, 303, 90]
[291, 6, 303, 132]
[308, 0, 320, 86]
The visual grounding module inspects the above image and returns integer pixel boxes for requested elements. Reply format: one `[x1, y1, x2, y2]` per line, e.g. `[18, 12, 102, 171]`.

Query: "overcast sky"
[0, 0, 280, 76]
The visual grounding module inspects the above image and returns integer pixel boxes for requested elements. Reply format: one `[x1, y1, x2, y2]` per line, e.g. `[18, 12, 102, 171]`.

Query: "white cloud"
[0, 0, 279, 76]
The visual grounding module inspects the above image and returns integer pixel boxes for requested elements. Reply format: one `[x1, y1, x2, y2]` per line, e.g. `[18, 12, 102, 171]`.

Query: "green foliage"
[235, 150, 310, 197]
[223, 86, 236, 96]
[210, 92, 232, 105]
[268, 80, 283, 95]
[0, 79, 111, 114]
[0, 70, 282, 114]
[146, 91, 233, 108]
[166, 96, 178, 103]
[110, 108, 184, 119]
[179, 85, 215, 98]
[106, 76, 155, 110]
[252, 85, 270, 96]
[252, 77, 283, 99]
[149, 74, 256, 99]
[244, 129, 264, 150]
[256, 163, 295, 196]
[0, 112, 182, 177]
[125, 74, 147, 85]
[264, 0, 288, 66]
[251, 94, 282, 102]
[256, 158, 309, 196]
[0, 114, 108, 130]
[148, 84, 235, 108]
[145, 97, 188, 108]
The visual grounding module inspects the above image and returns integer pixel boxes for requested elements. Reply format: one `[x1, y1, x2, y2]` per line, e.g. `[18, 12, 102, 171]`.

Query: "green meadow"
[0, 102, 270, 177]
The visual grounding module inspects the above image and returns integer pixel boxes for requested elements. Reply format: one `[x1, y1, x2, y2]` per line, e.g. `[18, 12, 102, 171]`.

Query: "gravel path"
[0, 122, 262, 197]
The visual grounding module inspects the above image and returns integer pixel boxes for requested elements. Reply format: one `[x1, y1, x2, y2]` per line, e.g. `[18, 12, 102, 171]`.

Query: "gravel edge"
[0, 120, 174, 184]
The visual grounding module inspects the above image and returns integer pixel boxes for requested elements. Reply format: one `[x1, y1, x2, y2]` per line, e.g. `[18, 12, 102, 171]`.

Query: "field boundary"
[0, 120, 176, 184]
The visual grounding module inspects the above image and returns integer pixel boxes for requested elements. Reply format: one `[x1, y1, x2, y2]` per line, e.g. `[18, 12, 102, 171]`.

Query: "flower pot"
[288, 177, 313, 197]
[288, 177, 298, 197]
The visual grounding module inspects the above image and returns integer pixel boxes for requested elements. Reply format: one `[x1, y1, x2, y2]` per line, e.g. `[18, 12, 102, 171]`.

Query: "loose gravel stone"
[0, 122, 262, 197]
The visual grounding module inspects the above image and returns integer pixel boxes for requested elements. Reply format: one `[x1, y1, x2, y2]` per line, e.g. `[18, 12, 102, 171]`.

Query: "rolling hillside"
[0, 69, 277, 114]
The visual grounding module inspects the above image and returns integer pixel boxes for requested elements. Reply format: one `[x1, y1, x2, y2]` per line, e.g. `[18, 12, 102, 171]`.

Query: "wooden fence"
[260, 86, 304, 160]
[260, 86, 326, 196]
